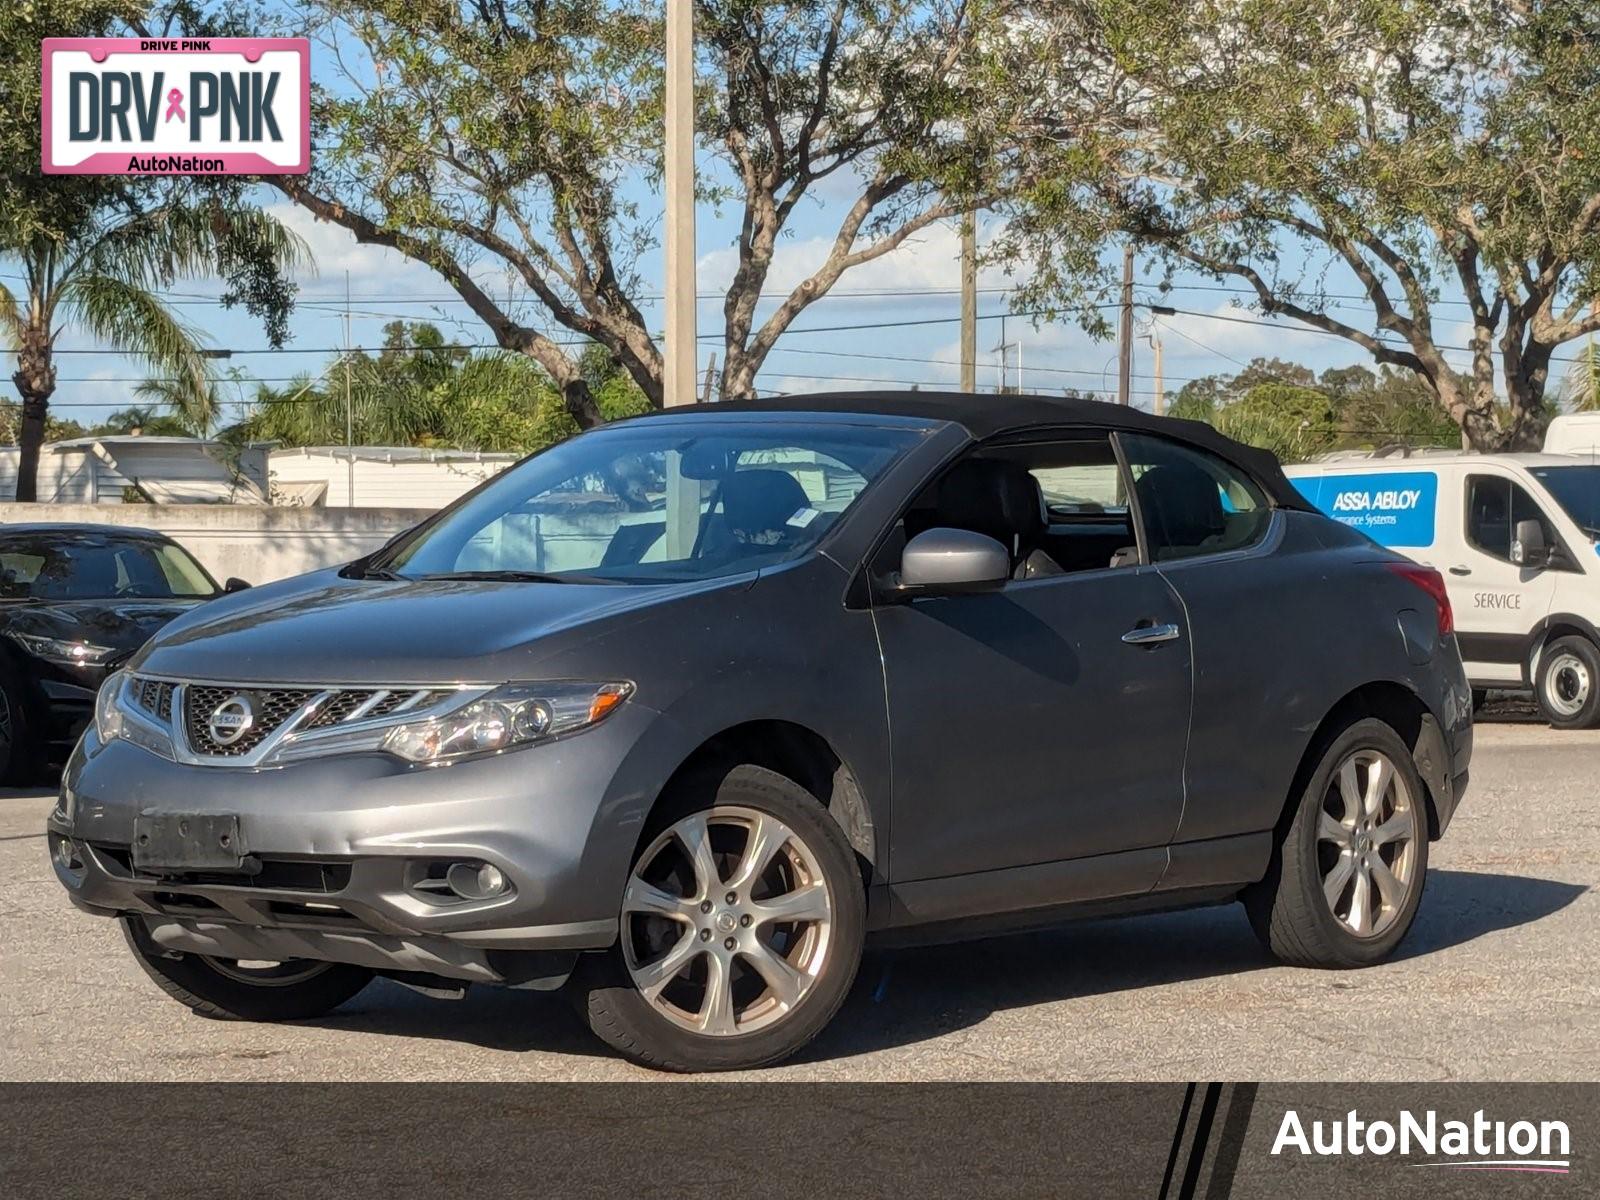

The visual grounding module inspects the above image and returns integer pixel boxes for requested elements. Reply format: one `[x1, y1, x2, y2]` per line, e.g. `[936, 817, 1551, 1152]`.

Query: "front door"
[873, 436, 1192, 885]
[1448, 472, 1561, 683]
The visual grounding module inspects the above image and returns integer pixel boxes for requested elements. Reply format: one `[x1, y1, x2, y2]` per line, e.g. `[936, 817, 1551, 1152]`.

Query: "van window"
[1465, 476, 1558, 562]
[1120, 434, 1270, 561]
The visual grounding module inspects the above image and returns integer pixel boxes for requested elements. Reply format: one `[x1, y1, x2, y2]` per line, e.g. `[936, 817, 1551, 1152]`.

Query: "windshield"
[379, 418, 925, 583]
[0, 533, 218, 601]
[1529, 466, 1600, 537]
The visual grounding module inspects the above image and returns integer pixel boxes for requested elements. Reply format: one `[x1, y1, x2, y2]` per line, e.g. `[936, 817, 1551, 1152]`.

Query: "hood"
[132, 569, 754, 684]
[1, 598, 204, 662]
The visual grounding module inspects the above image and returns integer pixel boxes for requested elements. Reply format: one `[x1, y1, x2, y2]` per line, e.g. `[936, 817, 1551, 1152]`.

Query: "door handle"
[1448, 565, 1472, 576]
[1122, 622, 1182, 646]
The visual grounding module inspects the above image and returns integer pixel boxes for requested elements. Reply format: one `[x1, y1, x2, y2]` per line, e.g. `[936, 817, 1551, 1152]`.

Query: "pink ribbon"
[164, 88, 185, 123]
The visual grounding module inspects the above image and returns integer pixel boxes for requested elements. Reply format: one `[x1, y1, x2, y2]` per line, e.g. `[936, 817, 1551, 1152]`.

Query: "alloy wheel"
[1544, 651, 1592, 719]
[0, 687, 12, 746]
[1315, 749, 1420, 939]
[621, 805, 834, 1037]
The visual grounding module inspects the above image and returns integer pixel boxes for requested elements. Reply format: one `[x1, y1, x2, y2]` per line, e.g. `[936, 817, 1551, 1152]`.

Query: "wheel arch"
[1525, 613, 1600, 688]
[1282, 681, 1447, 841]
[653, 720, 877, 875]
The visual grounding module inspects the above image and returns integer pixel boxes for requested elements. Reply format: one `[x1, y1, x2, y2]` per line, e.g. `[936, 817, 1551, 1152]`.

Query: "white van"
[1286, 446, 1600, 727]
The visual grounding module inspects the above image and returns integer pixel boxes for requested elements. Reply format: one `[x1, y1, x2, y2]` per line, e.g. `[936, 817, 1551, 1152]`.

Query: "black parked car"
[0, 524, 231, 781]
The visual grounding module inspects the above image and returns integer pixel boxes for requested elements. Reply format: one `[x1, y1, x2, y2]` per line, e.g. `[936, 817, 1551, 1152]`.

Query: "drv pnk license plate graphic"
[41, 37, 310, 175]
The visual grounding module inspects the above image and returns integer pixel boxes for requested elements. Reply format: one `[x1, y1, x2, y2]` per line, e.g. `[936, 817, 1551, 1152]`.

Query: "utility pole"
[993, 315, 1020, 393]
[701, 352, 718, 404]
[663, 0, 696, 409]
[1116, 245, 1134, 406]
[663, 0, 698, 558]
[1143, 330, 1165, 416]
[960, 213, 976, 392]
[343, 269, 355, 506]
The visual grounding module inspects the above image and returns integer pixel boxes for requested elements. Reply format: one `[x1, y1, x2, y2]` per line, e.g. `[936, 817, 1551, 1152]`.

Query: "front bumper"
[49, 706, 659, 985]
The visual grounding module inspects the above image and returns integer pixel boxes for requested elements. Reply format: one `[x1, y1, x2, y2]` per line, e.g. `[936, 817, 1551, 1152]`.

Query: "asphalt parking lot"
[3, 711, 1595, 1081]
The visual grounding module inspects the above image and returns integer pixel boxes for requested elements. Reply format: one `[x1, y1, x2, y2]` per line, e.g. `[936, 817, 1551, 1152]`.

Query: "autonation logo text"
[1272, 1108, 1572, 1174]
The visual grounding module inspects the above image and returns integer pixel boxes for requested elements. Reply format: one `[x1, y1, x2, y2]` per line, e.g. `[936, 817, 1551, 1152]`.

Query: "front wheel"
[121, 916, 373, 1021]
[1245, 718, 1430, 968]
[569, 764, 865, 1072]
[1534, 635, 1600, 729]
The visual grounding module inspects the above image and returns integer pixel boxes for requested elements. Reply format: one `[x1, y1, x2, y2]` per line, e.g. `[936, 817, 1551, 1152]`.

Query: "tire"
[121, 915, 373, 1021]
[569, 763, 866, 1072]
[0, 662, 39, 786]
[1533, 635, 1600, 729]
[1244, 717, 1430, 968]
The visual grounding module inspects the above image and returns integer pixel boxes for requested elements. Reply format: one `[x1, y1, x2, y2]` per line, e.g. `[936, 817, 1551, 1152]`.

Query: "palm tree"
[0, 202, 304, 499]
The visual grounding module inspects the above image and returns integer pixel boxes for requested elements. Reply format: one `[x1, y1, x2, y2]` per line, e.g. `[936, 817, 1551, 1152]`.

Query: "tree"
[268, 0, 1100, 420]
[1014, 0, 1600, 450]
[0, 0, 305, 499]
[236, 323, 650, 452]
[1213, 383, 1338, 463]
[93, 405, 196, 438]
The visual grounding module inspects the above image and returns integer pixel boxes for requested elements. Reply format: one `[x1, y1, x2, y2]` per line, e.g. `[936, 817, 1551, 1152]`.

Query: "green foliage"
[1164, 357, 1459, 461]
[0, 402, 85, 444]
[235, 324, 648, 453]
[1010, 1, 1600, 450]
[92, 405, 197, 438]
[1213, 383, 1339, 464]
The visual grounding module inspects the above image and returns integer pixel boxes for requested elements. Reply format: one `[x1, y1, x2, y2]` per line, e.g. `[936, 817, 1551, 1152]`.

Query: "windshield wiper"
[413, 569, 601, 584]
[358, 565, 406, 581]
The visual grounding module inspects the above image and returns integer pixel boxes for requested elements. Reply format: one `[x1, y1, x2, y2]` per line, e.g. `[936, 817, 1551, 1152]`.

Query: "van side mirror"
[223, 577, 252, 593]
[898, 528, 1010, 594]
[1511, 519, 1549, 568]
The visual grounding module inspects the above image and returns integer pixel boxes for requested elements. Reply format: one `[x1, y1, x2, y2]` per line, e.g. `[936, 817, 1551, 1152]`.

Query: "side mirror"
[223, 577, 252, 593]
[1511, 519, 1549, 568]
[898, 528, 1010, 594]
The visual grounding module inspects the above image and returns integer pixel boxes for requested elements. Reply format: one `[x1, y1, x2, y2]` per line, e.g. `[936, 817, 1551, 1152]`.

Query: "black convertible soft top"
[640, 390, 1313, 512]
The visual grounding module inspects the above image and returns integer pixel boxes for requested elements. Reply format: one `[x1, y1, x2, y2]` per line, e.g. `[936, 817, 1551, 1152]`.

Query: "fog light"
[446, 861, 508, 901]
[52, 834, 84, 875]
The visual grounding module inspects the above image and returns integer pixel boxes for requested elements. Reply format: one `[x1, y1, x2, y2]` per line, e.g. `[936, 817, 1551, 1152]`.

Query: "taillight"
[1385, 562, 1454, 636]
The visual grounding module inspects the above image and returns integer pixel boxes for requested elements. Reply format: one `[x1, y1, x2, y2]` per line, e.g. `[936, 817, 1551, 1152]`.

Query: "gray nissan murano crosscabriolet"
[49, 392, 1472, 1071]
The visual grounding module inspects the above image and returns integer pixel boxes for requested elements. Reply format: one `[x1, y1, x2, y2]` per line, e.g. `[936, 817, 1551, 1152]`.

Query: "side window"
[1120, 434, 1270, 562]
[884, 434, 1137, 581]
[1466, 476, 1557, 562]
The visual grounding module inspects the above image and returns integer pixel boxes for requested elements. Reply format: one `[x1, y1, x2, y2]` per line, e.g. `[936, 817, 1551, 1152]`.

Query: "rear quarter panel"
[1161, 509, 1466, 845]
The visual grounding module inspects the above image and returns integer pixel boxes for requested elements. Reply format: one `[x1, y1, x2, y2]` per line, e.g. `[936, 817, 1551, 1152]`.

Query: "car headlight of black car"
[9, 632, 118, 666]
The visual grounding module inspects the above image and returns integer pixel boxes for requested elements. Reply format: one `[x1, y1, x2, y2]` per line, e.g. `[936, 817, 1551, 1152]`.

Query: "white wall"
[0, 504, 434, 583]
[268, 449, 516, 508]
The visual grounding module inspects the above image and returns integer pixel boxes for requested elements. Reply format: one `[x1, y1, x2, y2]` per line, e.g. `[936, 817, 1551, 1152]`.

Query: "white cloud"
[697, 216, 1016, 298]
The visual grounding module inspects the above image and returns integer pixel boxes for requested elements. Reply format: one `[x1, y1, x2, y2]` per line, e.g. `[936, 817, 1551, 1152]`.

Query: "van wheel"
[569, 764, 865, 1072]
[1534, 636, 1600, 729]
[1245, 718, 1429, 968]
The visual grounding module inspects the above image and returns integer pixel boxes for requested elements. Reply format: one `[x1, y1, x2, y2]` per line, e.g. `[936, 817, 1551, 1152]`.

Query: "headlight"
[383, 681, 633, 764]
[10, 632, 118, 666]
[92, 670, 176, 760]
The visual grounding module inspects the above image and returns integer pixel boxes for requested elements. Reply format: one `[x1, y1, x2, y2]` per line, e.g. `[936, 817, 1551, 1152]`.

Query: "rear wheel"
[121, 916, 373, 1021]
[570, 764, 865, 1072]
[1534, 635, 1600, 729]
[1245, 718, 1429, 968]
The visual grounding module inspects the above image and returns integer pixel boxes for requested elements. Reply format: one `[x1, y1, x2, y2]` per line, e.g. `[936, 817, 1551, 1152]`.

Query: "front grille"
[184, 685, 317, 757]
[132, 678, 174, 722]
[126, 675, 458, 761]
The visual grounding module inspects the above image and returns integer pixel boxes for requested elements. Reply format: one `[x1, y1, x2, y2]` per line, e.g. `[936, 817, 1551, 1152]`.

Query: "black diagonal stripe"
[1178, 1083, 1224, 1199]
[1203, 1084, 1259, 1200]
[1158, 1083, 1197, 1200]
